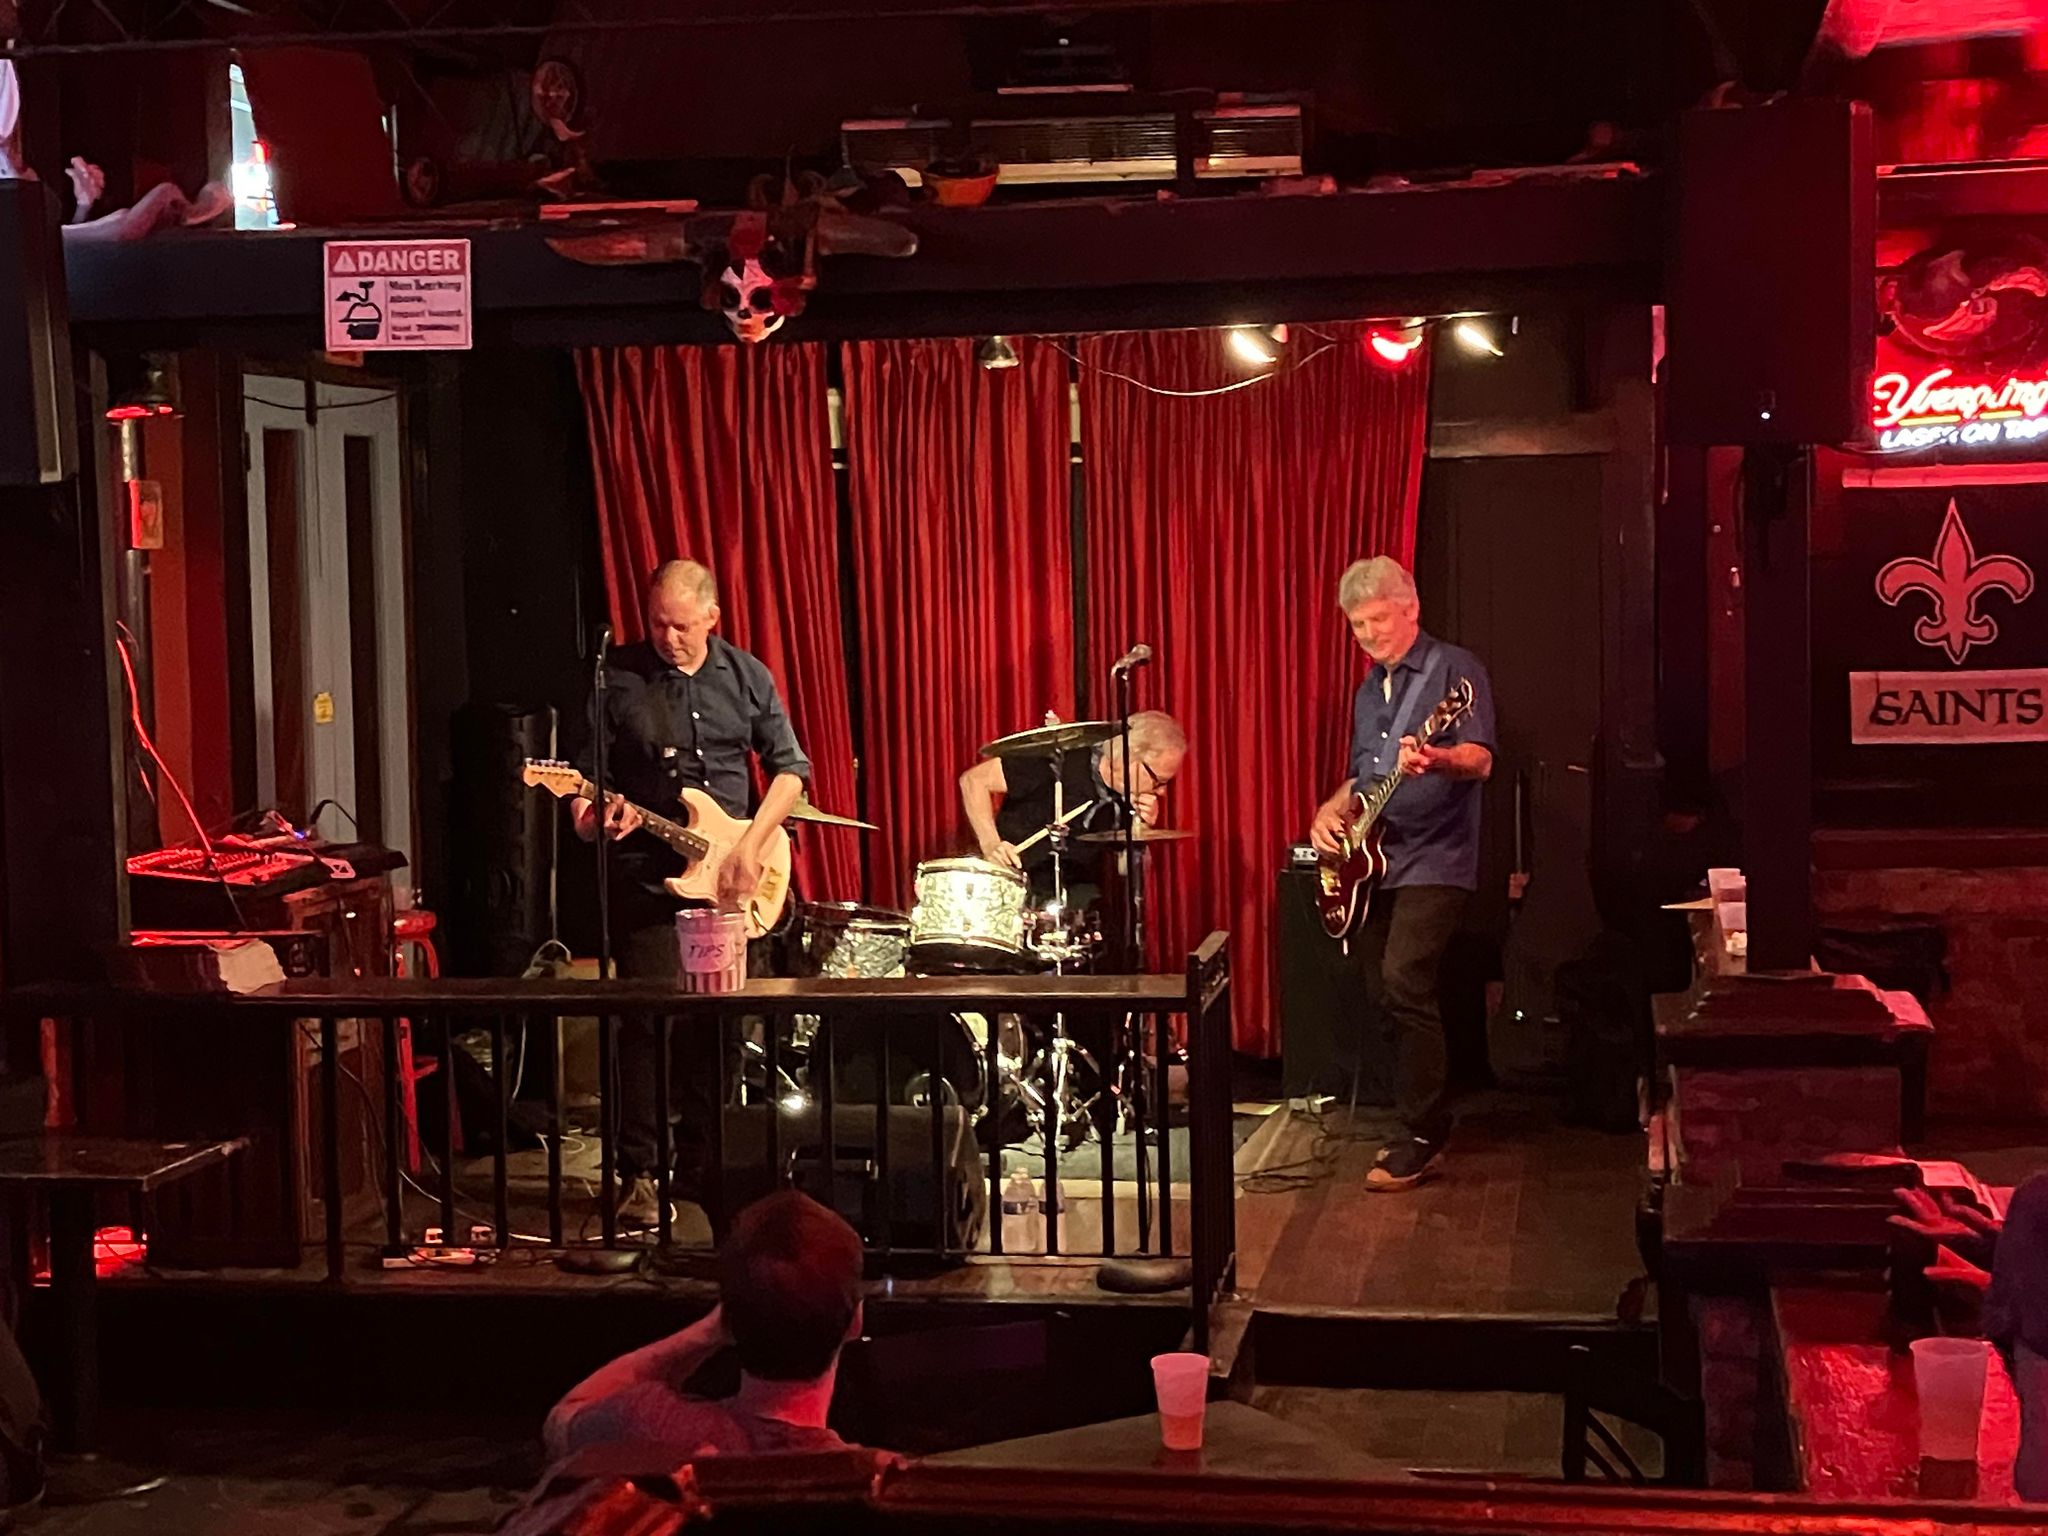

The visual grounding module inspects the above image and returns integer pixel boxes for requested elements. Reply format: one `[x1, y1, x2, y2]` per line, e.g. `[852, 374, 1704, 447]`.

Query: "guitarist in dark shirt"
[573, 559, 811, 1230]
[1309, 557, 1496, 1191]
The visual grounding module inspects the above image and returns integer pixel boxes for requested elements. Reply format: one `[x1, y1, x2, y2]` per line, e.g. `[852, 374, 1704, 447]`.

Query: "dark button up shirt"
[996, 750, 1125, 898]
[578, 636, 810, 907]
[1348, 630, 1496, 891]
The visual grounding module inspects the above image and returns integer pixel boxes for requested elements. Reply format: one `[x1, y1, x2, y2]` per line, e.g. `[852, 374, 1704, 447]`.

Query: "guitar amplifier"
[1276, 866, 1393, 1106]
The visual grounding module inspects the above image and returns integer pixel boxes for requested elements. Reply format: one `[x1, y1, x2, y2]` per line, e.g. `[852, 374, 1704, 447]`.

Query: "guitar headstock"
[1418, 679, 1475, 743]
[523, 759, 587, 799]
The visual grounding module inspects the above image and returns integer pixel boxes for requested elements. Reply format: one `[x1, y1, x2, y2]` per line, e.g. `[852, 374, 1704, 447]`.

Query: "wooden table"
[0, 1135, 245, 1449]
[1774, 1284, 2020, 1503]
[930, 1401, 1399, 1481]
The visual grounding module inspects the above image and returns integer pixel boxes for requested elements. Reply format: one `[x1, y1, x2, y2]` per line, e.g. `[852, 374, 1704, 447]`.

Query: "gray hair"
[1337, 556, 1416, 611]
[1108, 710, 1187, 772]
[650, 559, 719, 609]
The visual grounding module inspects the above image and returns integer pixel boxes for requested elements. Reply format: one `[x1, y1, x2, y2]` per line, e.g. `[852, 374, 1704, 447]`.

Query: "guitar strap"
[1385, 658, 1434, 747]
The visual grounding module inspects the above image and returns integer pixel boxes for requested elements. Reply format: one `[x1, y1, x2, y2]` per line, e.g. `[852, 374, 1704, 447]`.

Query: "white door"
[243, 377, 414, 878]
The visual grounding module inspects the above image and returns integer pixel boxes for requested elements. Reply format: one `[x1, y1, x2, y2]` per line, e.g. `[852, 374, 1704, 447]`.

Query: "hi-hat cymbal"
[785, 799, 877, 831]
[980, 719, 1119, 759]
[1075, 826, 1195, 845]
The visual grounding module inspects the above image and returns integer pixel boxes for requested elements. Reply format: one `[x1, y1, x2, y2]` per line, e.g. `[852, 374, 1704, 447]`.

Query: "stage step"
[1244, 1305, 1657, 1394]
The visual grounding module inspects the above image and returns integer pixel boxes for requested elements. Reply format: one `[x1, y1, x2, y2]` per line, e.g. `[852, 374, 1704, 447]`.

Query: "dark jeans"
[613, 918, 727, 1185]
[1357, 883, 1469, 1146]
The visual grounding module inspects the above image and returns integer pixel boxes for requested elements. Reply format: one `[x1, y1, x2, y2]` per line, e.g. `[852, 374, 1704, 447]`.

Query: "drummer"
[958, 709, 1188, 908]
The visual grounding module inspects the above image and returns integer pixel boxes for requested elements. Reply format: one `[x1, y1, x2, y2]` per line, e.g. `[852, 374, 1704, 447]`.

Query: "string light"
[1453, 320, 1504, 357]
[1366, 325, 1425, 367]
[1046, 335, 1342, 399]
[1226, 324, 1287, 369]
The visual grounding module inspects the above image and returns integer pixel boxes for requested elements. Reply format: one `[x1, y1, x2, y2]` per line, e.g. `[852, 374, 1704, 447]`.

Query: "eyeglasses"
[1142, 762, 1172, 794]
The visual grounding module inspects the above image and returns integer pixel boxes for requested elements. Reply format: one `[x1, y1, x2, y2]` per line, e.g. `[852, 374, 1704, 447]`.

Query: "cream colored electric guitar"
[522, 759, 791, 938]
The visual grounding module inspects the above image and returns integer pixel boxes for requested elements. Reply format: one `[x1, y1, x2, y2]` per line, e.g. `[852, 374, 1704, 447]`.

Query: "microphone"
[1111, 643, 1152, 676]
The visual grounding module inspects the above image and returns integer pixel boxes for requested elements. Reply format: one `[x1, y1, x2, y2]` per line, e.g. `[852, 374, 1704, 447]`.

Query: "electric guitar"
[521, 760, 792, 938]
[1316, 679, 1476, 940]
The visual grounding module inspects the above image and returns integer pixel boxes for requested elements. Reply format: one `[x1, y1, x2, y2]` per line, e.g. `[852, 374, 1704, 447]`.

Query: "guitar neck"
[1356, 713, 1453, 822]
[575, 777, 708, 860]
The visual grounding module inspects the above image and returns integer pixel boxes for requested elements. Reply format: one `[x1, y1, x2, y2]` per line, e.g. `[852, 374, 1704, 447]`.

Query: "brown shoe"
[617, 1176, 670, 1229]
[1365, 1137, 1443, 1192]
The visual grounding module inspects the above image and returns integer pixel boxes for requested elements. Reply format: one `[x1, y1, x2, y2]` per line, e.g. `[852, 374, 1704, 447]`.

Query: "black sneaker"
[1365, 1137, 1442, 1191]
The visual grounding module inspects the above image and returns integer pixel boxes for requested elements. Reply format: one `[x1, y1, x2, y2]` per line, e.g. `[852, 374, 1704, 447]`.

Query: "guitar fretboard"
[567, 775, 709, 860]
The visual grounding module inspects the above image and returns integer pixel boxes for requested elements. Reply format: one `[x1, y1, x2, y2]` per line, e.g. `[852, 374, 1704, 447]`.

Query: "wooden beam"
[1740, 446, 1814, 972]
[62, 177, 1658, 339]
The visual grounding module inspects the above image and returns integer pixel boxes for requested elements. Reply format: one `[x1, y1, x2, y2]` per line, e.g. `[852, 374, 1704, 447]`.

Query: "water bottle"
[1001, 1167, 1041, 1253]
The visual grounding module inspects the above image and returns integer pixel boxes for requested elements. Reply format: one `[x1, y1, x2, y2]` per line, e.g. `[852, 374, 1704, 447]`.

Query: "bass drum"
[808, 1011, 987, 1111]
[907, 857, 1032, 973]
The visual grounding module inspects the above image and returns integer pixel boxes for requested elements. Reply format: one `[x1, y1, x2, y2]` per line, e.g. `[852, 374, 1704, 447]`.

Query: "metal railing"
[16, 931, 1235, 1344]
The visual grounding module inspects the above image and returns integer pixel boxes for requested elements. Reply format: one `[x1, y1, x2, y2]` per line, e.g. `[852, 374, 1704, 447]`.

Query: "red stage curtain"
[841, 337, 1075, 910]
[576, 344, 861, 903]
[1078, 324, 1431, 1055]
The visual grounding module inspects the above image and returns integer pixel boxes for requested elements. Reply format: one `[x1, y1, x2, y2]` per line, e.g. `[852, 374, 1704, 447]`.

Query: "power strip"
[381, 1245, 486, 1269]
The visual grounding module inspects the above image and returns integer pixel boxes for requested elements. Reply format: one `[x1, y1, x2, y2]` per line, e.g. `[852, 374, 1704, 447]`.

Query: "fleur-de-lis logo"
[1875, 500, 2035, 665]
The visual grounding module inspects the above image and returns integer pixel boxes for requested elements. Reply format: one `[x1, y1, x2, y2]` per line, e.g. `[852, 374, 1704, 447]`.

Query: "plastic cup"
[1151, 1351, 1209, 1451]
[1913, 1336, 1990, 1462]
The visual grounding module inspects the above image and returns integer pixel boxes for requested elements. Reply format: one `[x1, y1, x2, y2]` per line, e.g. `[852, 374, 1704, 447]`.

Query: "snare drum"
[795, 902, 911, 979]
[907, 857, 1032, 972]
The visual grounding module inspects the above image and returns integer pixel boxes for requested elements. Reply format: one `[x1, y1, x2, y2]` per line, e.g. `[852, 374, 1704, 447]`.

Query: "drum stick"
[1012, 800, 1092, 855]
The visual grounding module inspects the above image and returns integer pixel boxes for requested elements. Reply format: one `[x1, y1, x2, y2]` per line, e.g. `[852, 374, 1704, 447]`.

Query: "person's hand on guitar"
[574, 792, 643, 843]
[1309, 796, 1352, 856]
[1398, 735, 1450, 778]
[720, 836, 766, 907]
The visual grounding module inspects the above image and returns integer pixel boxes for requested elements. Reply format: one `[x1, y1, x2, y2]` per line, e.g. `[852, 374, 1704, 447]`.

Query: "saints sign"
[1852, 498, 2045, 745]
[1875, 500, 2035, 665]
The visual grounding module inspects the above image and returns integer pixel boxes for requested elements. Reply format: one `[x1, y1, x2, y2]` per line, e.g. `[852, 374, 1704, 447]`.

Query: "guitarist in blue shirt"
[1309, 557, 1497, 1191]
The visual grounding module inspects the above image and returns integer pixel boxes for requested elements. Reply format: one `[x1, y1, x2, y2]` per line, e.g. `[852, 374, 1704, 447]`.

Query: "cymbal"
[980, 719, 1119, 759]
[1075, 826, 1195, 845]
[785, 799, 877, 831]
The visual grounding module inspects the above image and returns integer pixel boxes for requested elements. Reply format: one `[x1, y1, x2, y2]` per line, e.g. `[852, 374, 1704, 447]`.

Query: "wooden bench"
[0, 1135, 245, 1449]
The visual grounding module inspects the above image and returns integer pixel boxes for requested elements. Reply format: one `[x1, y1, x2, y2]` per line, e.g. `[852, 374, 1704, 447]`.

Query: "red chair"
[391, 908, 451, 1170]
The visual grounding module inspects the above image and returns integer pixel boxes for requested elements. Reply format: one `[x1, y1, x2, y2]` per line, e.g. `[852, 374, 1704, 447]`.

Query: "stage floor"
[111, 1091, 1652, 1323]
[1236, 1093, 1649, 1319]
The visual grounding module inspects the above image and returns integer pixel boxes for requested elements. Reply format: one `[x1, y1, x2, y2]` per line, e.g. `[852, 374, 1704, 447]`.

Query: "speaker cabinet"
[1668, 100, 1874, 447]
[450, 703, 557, 976]
[1276, 867, 1392, 1106]
[722, 1104, 986, 1253]
[0, 179, 78, 486]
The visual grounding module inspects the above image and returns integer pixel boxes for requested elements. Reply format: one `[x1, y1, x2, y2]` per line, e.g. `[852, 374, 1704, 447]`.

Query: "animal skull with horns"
[544, 171, 918, 343]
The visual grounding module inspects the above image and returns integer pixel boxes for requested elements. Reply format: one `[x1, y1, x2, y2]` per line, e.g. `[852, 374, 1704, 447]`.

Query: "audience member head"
[718, 1192, 864, 1382]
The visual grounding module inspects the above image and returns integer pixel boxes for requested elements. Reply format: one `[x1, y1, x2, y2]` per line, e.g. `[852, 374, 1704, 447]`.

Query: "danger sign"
[323, 239, 472, 351]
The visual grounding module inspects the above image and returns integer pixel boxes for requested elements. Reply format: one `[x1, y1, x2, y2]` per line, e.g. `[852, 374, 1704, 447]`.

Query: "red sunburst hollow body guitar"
[1316, 679, 1475, 941]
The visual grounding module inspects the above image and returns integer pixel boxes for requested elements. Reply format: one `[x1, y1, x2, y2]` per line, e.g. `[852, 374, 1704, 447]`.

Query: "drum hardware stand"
[1030, 719, 1099, 1156]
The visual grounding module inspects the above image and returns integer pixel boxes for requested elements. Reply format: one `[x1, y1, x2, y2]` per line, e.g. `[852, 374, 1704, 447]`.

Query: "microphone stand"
[1112, 656, 1152, 1250]
[1115, 663, 1140, 974]
[591, 627, 618, 1247]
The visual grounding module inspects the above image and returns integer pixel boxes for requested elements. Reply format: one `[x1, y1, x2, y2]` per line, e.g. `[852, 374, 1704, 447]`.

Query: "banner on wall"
[1849, 668, 2048, 744]
[1819, 487, 2048, 751]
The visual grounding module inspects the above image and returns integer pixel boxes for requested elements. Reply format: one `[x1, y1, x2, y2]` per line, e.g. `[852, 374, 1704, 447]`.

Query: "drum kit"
[770, 714, 1189, 1152]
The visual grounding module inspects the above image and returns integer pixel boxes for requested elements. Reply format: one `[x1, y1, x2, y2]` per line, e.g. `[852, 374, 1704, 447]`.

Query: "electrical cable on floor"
[1238, 1061, 1389, 1193]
